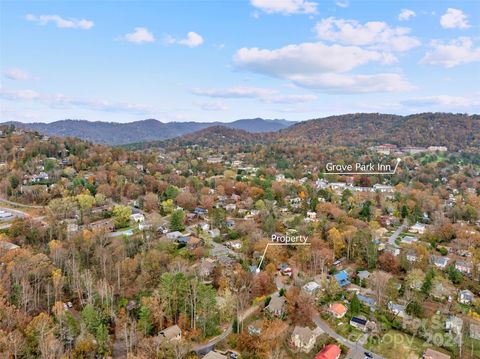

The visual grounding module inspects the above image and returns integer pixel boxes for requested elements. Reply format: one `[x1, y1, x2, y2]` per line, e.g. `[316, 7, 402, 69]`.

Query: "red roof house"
[315, 344, 341, 359]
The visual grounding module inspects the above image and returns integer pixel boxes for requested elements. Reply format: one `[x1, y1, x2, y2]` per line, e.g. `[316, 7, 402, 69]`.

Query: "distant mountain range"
[3, 118, 293, 145]
[125, 113, 480, 151]
[3, 113, 479, 150]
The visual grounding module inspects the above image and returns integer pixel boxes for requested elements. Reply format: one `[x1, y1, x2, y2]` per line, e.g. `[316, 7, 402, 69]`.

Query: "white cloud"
[398, 9, 416, 21]
[198, 101, 229, 111]
[191, 86, 275, 98]
[401, 95, 479, 108]
[335, 0, 349, 9]
[235, 42, 393, 76]
[0, 88, 150, 114]
[191, 86, 317, 104]
[4, 68, 33, 81]
[165, 31, 204, 47]
[314, 17, 420, 52]
[233, 41, 414, 93]
[123, 27, 155, 43]
[440, 8, 470, 29]
[0, 89, 41, 100]
[420, 37, 480, 68]
[250, 0, 318, 15]
[287, 73, 414, 92]
[25, 14, 94, 29]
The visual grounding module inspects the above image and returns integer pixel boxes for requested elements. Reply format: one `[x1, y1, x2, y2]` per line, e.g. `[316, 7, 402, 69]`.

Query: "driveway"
[388, 223, 407, 247]
[312, 315, 384, 359]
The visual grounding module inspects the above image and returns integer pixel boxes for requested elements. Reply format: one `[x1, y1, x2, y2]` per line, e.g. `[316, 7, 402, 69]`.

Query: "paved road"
[0, 197, 44, 209]
[388, 223, 407, 247]
[312, 315, 385, 359]
[0, 205, 30, 230]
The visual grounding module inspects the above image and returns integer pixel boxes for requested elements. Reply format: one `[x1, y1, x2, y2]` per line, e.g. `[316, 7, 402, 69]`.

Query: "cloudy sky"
[1, 0, 479, 123]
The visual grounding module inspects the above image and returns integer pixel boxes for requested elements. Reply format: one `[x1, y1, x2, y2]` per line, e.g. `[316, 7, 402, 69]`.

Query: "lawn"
[463, 337, 480, 359]
[365, 330, 453, 359]
[322, 313, 364, 342]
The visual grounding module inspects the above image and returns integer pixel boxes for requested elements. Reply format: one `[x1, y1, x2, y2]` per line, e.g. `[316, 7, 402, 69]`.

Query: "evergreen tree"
[170, 209, 185, 231]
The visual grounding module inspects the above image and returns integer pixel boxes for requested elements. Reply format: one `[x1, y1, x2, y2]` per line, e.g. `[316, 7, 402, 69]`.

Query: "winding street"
[312, 315, 385, 359]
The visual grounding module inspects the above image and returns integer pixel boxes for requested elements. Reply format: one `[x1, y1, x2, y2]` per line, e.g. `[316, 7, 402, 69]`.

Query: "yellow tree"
[327, 227, 345, 258]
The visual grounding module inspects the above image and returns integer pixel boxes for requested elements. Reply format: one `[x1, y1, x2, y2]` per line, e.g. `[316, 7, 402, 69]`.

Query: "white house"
[410, 222, 427, 234]
[130, 213, 145, 223]
[458, 289, 474, 305]
[431, 256, 449, 269]
[302, 281, 321, 295]
[159, 324, 182, 342]
[290, 326, 320, 353]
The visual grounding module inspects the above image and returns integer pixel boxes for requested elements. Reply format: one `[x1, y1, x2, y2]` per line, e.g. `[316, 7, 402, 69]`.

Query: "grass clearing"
[365, 330, 453, 359]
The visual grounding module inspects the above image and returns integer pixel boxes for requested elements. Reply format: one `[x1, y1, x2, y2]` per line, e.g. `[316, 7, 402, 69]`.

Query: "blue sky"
[1, 0, 479, 123]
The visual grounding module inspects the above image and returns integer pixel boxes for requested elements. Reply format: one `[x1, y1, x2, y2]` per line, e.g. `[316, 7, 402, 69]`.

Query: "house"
[387, 244, 401, 256]
[329, 303, 347, 318]
[276, 174, 286, 181]
[207, 156, 222, 164]
[226, 219, 235, 229]
[0, 210, 13, 219]
[303, 281, 321, 295]
[159, 324, 182, 341]
[315, 344, 341, 359]
[208, 228, 221, 238]
[225, 204, 237, 211]
[289, 197, 301, 207]
[196, 222, 210, 232]
[176, 235, 191, 245]
[316, 179, 328, 189]
[278, 263, 292, 276]
[0, 241, 20, 251]
[306, 211, 317, 220]
[166, 231, 183, 240]
[388, 302, 407, 318]
[290, 326, 320, 353]
[203, 351, 228, 359]
[130, 213, 145, 223]
[248, 320, 263, 336]
[410, 222, 427, 234]
[445, 316, 463, 338]
[194, 207, 208, 217]
[139, 221, 151, 231]
[458, 289, 474, 304]
[455, 260, 472, 275]
[225, 240, 242, 250]
[401, 235, 418, 244]
[431, 256, 449, 269]
[357, 270, 371, 281]
[333, 270, 350, 287]
[265, 294, 286, 317]
[373, 184, 394, 193]
[357, 294, 376, 311]
[350, 316, 368, 331]
[406, 250, 419, 263]
[422, 348, 451, 359]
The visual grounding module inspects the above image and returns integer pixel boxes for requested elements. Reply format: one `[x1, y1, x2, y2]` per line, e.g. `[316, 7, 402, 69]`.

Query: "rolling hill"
[277, 113, 480, 150]
[3, 118, 292, 145]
